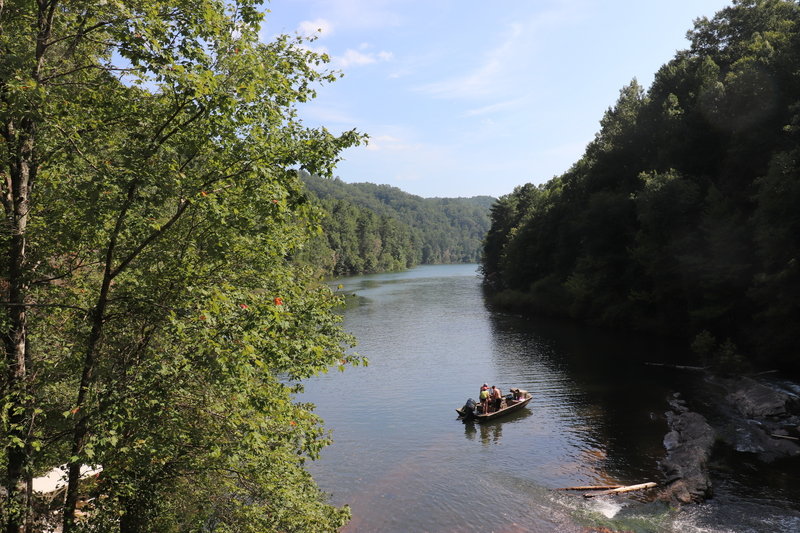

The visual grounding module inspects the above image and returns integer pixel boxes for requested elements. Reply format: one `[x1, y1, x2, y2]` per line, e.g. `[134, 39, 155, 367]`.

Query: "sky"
[260, 0, 734, 199]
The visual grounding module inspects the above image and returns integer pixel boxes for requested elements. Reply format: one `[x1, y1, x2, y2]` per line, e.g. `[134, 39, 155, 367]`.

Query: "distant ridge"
[299, 172, 494, 276]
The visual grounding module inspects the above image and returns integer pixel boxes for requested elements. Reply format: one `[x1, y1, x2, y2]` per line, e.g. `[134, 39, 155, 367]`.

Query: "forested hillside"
[482, 0, 800, 372]
[301, 172, 494, 275]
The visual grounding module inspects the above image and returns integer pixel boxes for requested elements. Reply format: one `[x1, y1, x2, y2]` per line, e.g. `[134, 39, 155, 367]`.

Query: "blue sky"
[261, 0, 733, 199]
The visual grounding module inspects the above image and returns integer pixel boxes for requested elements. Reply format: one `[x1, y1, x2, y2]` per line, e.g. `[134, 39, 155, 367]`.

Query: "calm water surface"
[300, 264, 800, 533]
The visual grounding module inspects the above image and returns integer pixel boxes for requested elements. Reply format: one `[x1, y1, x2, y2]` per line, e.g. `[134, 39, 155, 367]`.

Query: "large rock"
[656, 376, 800, 504]
[724, 376, 793, 418]
[713, 376, 800, 462]
[657, 405, 715, 504]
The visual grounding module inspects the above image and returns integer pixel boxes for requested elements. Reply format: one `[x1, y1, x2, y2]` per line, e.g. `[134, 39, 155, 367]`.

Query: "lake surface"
[300, 264, 800, 532]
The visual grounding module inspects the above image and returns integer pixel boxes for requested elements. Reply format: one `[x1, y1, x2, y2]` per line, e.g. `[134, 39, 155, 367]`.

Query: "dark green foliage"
[1, 1, 364, 530]
[300, 173, 493, 275]
[482, 0, 800, 372]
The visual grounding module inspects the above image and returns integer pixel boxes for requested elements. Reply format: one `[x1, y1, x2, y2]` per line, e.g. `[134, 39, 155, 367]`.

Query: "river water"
[299, 264, 800, 533]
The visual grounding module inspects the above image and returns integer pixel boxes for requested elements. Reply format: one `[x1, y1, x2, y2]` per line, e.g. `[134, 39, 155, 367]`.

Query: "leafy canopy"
[1, 1, 364, 531]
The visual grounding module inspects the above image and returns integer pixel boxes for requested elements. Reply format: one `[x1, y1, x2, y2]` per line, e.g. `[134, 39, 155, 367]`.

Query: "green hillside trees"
[482, 0, 800, 372]
[300, 173, 493, 275]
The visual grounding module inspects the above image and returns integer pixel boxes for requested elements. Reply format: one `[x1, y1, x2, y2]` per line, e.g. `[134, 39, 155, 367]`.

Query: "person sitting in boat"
[491, 385, 503, 412]
[479, 384, 490, 414]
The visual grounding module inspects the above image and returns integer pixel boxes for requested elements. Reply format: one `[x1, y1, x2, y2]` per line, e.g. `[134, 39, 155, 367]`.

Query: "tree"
[482, 0, 800, 371]
[1, 1, 363, 531]
[481, 183, 540, 284]
[300, 174, 492, 275]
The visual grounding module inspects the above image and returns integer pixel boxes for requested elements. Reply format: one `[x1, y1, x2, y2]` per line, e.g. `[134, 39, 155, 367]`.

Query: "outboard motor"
[460, 398, 477, 418]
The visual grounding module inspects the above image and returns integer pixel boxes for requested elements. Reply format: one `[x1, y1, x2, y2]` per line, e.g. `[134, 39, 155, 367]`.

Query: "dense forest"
[300, 173, 494, 276]
[1, 1, 362, 532]
[482, 0, 800, 373]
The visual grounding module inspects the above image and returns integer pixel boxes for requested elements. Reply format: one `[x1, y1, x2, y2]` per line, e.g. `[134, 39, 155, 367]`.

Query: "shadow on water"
[483, 305, 800, 532]
[485, 309, 682, 484]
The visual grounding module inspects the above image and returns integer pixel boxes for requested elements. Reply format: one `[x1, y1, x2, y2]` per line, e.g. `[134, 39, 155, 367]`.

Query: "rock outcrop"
[725, 376, 793, 418]
[711, 376, 800, 462]
[656, 394, 716, 504]
[656, 375, 800, 505]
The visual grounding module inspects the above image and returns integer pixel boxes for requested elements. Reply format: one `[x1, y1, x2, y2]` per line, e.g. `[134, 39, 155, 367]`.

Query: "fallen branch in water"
[583, 482, 657, 498]
[556, 485, 623, 491]
[753, 370, 779, 376]
[771, 433, 799, 441]
[644, 362, 707, 371]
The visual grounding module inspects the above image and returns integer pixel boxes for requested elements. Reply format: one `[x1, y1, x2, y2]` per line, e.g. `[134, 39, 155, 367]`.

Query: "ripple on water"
[303, 265, 800, 533]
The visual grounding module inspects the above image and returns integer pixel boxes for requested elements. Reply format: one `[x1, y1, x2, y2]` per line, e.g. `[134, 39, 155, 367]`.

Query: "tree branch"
[109, 197, 192, 280]
[0, 302, 89, 313]
[40, 63, 132, 83]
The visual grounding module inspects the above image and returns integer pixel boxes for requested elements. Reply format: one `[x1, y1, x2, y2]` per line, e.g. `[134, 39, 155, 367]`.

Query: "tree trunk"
[3, 141, 34, 533]
[2, 4, 57, 531]
[62, 182, 134, 533]
[62, 297, 109, 533]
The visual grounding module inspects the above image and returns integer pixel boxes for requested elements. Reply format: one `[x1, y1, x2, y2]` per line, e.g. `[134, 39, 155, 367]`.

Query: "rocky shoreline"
[655, 374, 800, 505]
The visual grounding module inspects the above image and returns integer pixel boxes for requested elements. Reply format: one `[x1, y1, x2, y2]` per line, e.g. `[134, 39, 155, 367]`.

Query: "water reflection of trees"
[484, 310, 681, 482]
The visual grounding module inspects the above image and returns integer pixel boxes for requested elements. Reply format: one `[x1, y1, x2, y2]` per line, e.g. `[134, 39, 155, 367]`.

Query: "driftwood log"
[771, 433, 800, 441]
[644, 362, 707, 371]
[583, 482, 657, 498]
[556, 484, 623, 491]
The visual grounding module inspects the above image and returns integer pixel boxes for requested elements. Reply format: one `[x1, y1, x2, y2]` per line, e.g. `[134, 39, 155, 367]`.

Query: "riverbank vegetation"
[482, 0, 800, 373]
[299, 173, 493, 276]
[1, 1, 363, 531]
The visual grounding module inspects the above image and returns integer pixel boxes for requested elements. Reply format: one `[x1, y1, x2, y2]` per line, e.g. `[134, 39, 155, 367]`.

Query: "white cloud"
[338, 49, 377, 67]
[416, 3, 583, 100]
[297, 18, 334, 38]
[364, 134, 415, 152]
[334, 47, 393, 68]
[418, 22, 525, 99]
[292, 41, 330, 57]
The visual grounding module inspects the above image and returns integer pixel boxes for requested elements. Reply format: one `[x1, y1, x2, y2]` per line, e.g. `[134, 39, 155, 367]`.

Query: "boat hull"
[456, 393, 531, 422]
